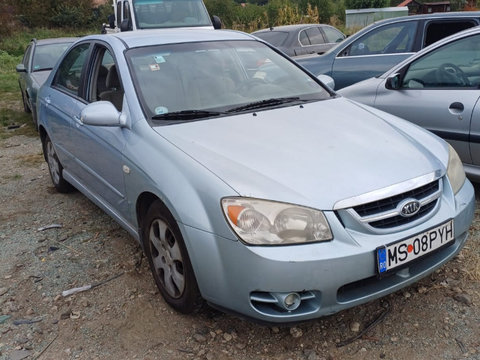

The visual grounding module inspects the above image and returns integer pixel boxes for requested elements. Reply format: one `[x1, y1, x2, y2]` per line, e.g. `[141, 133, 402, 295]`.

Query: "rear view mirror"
[212, 15, 222, 29]
[317, 74, 335, 90]
[385, 74, 401, 90]
[80, 101, 127, 127]
[16, 64, 26, 73]
[120, 18, 132, 32]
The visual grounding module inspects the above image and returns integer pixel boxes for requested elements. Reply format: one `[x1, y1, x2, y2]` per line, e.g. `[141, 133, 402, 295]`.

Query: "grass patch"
[16, 153, 44, 166]
[0, 108, 37, 139]
[0, 28, 93, 57]
[0, 51, 23, 95]
[2, 174, 22, 181]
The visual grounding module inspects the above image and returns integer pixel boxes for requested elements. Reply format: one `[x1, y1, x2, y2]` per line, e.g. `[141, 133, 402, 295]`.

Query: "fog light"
[284, 293, 301, 310]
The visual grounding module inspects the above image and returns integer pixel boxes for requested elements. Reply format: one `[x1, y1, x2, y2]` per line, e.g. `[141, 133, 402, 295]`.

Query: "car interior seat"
[99, 65, 124, 111]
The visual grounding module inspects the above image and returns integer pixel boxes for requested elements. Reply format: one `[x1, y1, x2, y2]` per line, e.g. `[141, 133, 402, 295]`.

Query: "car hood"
[154, 97, 446, 210]
[31, 71, 51, 88]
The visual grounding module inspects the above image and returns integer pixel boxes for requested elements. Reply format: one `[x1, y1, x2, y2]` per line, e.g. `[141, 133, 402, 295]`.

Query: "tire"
[143, 200, 201, 313]
[43, 135, 74, 193]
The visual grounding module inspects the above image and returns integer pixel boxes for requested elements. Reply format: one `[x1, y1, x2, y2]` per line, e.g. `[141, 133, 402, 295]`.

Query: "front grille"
[354, 181, 439, 217]
[369, 200, 437, 228]
[351, 179, 441, 230]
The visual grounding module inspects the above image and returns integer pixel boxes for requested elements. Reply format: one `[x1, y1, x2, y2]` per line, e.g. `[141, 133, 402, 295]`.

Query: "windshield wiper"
[151, 110, 225, 121]
[226, 97, 303, 113]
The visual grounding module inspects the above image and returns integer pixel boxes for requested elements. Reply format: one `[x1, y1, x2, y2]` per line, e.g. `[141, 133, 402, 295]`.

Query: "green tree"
[345, 0, 388, 8]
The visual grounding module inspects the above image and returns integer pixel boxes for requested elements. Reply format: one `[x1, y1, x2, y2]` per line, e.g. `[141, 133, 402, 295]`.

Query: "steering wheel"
[435, 63, 470, 87]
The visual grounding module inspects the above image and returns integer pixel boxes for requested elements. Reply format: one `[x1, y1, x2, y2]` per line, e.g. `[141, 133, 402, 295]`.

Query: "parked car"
[37, 29, 474, 323]
[295, 11, 480, 89]
[252, 24, 345, 57]
[16, 38, 75, 129]
[102, 0, 221, 33]
[339, 26, 480, 183]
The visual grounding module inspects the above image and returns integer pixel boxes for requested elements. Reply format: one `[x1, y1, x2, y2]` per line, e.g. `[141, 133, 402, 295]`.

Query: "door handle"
[449, 102, 464, 112]
[45, 97, 51, 106]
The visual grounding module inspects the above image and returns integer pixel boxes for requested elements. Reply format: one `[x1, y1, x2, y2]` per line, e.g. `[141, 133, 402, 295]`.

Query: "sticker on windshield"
[155, 106, 168, 115]
[154, 55, 166, 64]
[149, 64, 160, 71]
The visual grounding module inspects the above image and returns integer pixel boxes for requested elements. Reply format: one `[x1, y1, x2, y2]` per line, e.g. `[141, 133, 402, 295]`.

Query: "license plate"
[376, 219, 454, 274]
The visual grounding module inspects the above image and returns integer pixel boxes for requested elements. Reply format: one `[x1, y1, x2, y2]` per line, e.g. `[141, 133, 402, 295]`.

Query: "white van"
[102, 0, 221, 33]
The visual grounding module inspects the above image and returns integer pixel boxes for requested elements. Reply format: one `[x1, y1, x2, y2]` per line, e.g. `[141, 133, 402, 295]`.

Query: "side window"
[323, 26, 345, 43]
[424, 21, 477, 47]
[347, 21, 417, 56]
[23, 45, 33, 68]
[402, 34, 480, 89]
[305, 27, 325, 46]
[123, 0, 131, 20]
[53, 43, 90, 97]
[299, 30, 310, 46]
[90, 47, 123, 111]
[116, 1, 122, 21]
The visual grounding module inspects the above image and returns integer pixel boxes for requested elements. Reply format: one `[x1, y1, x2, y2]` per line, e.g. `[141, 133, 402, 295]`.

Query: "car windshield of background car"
[32, 43, 72, 72]
[133, 0, 211, 29]
[126, 40, 331, 121]
[254, 31, 289, 47]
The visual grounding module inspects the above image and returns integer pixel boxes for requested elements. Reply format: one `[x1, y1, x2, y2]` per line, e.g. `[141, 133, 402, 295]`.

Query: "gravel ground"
[0, 131, 479, 360]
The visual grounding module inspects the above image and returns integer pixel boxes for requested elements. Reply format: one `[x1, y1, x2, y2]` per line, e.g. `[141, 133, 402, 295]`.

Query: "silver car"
[37, 29, 474, 323]
[339, 26, 480, 182]
[16, 38, 75, 129]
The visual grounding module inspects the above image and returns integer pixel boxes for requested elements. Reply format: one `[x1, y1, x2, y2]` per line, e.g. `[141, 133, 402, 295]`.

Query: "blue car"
[296, 11, 480, 89]
[37, 29, 474, 323]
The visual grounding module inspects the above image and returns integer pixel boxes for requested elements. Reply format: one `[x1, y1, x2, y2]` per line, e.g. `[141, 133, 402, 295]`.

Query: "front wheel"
[143, 200, 201, 313]
[43, 135, 74, 193]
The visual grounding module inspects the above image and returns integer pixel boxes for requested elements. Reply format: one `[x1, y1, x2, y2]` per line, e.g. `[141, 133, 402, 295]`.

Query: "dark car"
[252, 24, 345, 57]
[16, 38, 75, 128]
[295, 11, 480, 89]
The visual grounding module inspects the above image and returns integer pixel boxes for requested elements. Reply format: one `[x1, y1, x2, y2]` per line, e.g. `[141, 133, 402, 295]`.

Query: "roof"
[35, 37, 78, 45]
[252, 24, 333, 34]
[397, 0, 418, 6]
[98, 29, 256, 48]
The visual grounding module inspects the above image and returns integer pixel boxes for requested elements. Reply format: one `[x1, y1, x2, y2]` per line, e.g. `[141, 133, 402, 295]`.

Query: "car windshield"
[32, 42, 72, 72]
[133, 0, 211, 29]
[126, 40, 331, 121]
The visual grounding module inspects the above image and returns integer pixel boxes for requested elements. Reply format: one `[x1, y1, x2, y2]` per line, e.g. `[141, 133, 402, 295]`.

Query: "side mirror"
[120, 18, 132, 32]
[385, 73, 401, 90]
[16, 64, 26, 73]
[108, 13, 116, 28]
[80, 101, 126, 127]
[317, 74, 335, 90]
[212, 15, 222, 29]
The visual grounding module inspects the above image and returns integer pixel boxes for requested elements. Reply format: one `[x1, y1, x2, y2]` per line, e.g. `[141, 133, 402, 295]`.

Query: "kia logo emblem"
[399, 199, 421, 217]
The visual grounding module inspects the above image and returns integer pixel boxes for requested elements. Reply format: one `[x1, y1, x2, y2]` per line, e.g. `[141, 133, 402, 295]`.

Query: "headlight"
[222, 198, 332, 245]
[446, 144, 465, 195]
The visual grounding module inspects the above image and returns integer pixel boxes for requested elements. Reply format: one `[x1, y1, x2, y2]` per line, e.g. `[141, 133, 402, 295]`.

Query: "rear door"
[332, 20, 418, 89]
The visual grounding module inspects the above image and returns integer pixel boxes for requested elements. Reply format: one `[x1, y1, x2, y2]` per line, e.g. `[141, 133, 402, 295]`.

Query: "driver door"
[374, 33, 480, 165]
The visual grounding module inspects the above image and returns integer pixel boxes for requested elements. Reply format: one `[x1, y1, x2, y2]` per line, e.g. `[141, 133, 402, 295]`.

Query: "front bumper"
[181, 179, 475, 323]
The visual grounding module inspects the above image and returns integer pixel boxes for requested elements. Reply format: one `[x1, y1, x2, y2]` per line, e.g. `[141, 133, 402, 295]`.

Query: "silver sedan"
[37, 29, 474, 323]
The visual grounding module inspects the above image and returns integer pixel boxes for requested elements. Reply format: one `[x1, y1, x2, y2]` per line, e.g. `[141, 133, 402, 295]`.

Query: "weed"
[0, 108, 36, 139]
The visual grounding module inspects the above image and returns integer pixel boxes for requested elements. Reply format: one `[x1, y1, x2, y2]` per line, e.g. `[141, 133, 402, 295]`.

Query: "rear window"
[254, 31, 289, 47]
[424, 20, 477, 47]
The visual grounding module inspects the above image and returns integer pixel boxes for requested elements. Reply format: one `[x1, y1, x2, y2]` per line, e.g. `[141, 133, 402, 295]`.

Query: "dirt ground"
[0, 126, 479, 360]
